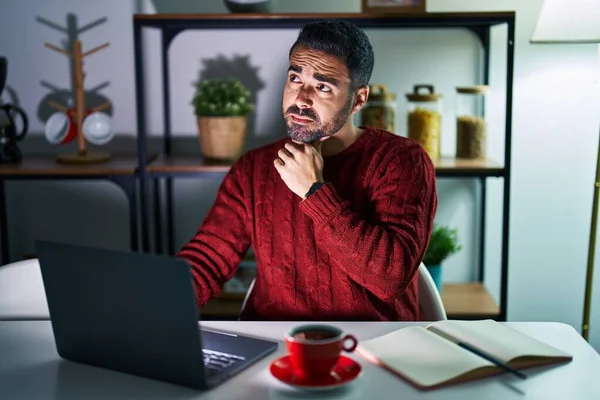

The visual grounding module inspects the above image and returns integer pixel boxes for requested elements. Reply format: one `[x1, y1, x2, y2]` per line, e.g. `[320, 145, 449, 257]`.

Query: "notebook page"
[429, 320, 572, 364]
[358, 326, 494, 387]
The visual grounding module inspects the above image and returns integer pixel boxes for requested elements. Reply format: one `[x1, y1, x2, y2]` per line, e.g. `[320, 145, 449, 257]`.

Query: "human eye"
[317, 84, 331, 93]
[289, 74, 301, 83]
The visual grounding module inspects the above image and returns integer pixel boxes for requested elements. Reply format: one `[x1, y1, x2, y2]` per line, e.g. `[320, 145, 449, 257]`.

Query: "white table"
[0, 321, 598, 399]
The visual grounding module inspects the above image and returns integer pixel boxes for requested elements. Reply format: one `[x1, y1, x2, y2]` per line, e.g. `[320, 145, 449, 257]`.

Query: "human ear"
[351, 86, 369, 114]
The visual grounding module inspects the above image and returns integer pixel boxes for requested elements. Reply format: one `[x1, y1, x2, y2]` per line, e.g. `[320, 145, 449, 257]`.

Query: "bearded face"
[283, 97, 353, 143]
[282, 47, 355, 143]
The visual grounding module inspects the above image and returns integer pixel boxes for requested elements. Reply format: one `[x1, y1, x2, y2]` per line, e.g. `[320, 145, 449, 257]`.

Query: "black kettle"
[0, 104, 29, 163]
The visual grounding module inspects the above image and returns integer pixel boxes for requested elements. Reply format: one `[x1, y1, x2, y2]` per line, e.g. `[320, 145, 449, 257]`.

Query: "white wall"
[1, 0, 598, 350]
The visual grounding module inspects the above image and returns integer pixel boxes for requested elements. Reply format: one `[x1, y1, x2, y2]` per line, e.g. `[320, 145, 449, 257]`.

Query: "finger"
[313, 135, 330, 150]
[290, 140, 311, 153]
[311, 140, 323, 153]
[278, 148, 293, 160]
[273, 158, 284, 171]
[284, 141, 303, 155]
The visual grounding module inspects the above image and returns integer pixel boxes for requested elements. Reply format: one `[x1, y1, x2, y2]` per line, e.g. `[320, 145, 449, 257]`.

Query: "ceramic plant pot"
[427, 264, 442, 293]
[196, 115, 247, 161]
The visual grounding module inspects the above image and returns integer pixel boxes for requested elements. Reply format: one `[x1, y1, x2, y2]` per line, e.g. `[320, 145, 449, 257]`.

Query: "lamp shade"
[530, 0, 600, 43]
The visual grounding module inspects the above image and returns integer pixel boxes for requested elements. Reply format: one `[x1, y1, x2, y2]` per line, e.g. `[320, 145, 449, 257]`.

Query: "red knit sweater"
[177, 127, 437, 321]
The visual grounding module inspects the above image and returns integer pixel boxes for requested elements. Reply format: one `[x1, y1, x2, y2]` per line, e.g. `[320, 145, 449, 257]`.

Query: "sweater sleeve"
[299, 145, 437, 303]
[176, 156, 251, 309]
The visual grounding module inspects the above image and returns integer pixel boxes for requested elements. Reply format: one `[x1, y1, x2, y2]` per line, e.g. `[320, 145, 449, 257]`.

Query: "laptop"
[35, 240, 278, 390]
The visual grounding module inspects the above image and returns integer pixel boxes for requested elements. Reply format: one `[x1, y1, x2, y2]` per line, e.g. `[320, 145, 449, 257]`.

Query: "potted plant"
[423, 225, 462, 293]
[191, 78, 254, 161]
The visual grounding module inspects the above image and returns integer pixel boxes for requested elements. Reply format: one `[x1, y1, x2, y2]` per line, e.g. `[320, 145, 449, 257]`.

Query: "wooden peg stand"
[45, 39, 111, 164]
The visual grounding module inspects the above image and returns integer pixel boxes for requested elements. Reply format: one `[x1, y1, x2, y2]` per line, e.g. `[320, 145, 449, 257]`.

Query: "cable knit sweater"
[177, 127, 437, 321]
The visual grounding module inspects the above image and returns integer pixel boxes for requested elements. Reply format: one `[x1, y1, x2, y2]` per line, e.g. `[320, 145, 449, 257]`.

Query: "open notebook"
[356, 319, 573, 390]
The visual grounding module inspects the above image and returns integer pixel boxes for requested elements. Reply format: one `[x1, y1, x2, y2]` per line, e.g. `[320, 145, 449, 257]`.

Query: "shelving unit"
[132, 12, 515, 321]
[196, 282, 501, 321]
[0, 156, 141, 265]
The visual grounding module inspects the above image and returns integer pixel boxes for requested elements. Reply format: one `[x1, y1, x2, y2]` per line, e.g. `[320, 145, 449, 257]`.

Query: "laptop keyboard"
[202, 349, 246, 377]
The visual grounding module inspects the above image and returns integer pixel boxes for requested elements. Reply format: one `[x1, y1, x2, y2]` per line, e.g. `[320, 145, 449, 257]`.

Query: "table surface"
[0, 320, 598, 399]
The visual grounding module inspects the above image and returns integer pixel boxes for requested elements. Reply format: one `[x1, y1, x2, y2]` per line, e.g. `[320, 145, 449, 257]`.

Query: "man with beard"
[178, 19, 437, 321]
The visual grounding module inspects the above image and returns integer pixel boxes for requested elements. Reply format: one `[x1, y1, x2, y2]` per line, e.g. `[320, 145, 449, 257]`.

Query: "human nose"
[295, 87, 313, 109]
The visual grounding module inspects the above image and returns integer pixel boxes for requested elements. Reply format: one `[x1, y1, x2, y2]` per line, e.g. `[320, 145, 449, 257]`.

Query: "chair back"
[418, 262, 447, 321]
[0, 259, 50, 320]
[239, 278, 256, 320]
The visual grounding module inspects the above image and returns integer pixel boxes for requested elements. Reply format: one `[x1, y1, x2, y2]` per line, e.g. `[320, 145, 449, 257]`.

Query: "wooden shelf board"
[146, 155, 232, 174]
[199, 282, 500, 319]
[0, 155, 139, 176]
[199, 298, 243, 318]
[441, 282, 500, 317]
[146, 154, 503, 175]
[433, 157, 504, 175]
[134, 12, 515, 22]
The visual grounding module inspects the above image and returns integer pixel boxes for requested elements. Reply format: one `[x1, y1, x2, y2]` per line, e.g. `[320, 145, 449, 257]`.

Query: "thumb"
[311, 136, 329, 152]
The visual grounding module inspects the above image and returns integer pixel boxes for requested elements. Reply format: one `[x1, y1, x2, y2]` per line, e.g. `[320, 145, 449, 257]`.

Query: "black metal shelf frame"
[132, 12, 515, 320]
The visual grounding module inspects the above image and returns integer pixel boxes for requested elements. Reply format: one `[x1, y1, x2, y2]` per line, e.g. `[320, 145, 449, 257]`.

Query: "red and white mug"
[45, 109, 113, 145]
[44, 109, 81, 144]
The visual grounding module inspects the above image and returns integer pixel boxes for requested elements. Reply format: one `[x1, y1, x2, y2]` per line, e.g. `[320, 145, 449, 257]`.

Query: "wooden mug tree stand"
[45, 39, 112, 164]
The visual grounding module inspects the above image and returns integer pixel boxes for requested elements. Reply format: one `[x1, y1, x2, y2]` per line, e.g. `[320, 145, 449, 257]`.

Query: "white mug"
[82, 111, 114, 145]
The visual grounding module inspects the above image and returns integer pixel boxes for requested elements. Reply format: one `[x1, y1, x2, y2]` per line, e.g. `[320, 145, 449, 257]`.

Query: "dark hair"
[289, 19, 374, 90]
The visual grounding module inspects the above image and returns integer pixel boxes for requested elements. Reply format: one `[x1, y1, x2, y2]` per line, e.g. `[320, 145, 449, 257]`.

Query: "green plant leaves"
[191, 78, 255, 117]
[423, 225, 462, 266]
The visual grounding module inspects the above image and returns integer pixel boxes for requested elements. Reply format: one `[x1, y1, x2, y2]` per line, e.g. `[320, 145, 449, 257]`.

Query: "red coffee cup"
[44, 108, 93, 145]
[284, 324, 358, 380]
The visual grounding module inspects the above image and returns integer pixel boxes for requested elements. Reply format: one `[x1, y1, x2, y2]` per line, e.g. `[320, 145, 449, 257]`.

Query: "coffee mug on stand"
[284, 324, 358, 380]
[44, 109, 84, 144]
[82, 111, 113, 145]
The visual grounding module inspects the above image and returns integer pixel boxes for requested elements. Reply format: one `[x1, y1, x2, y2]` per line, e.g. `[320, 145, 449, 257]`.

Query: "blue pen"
[456, 340, 527, 380]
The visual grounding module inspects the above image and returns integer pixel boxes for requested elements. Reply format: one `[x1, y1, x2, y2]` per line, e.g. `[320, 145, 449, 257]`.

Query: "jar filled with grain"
[455, 85, 489, 159]
[406, 84, 442, 161]
[361, 84, 396, 133]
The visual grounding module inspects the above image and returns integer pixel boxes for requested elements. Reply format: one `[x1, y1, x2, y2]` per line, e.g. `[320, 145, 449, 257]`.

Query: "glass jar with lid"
[361, 84, 396, 133]
[455, 85, 489, 159]
[406, 84, 442, 161]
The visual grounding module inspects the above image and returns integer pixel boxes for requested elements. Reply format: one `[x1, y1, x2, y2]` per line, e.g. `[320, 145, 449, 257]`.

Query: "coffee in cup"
[285, 324, 357, 380]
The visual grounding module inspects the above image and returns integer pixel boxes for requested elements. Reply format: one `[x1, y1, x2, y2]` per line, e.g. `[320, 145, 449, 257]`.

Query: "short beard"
[283, 94, 354, 143]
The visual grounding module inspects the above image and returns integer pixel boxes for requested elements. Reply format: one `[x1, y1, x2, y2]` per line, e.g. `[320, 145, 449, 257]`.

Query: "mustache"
[286, 105, 319, 121]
